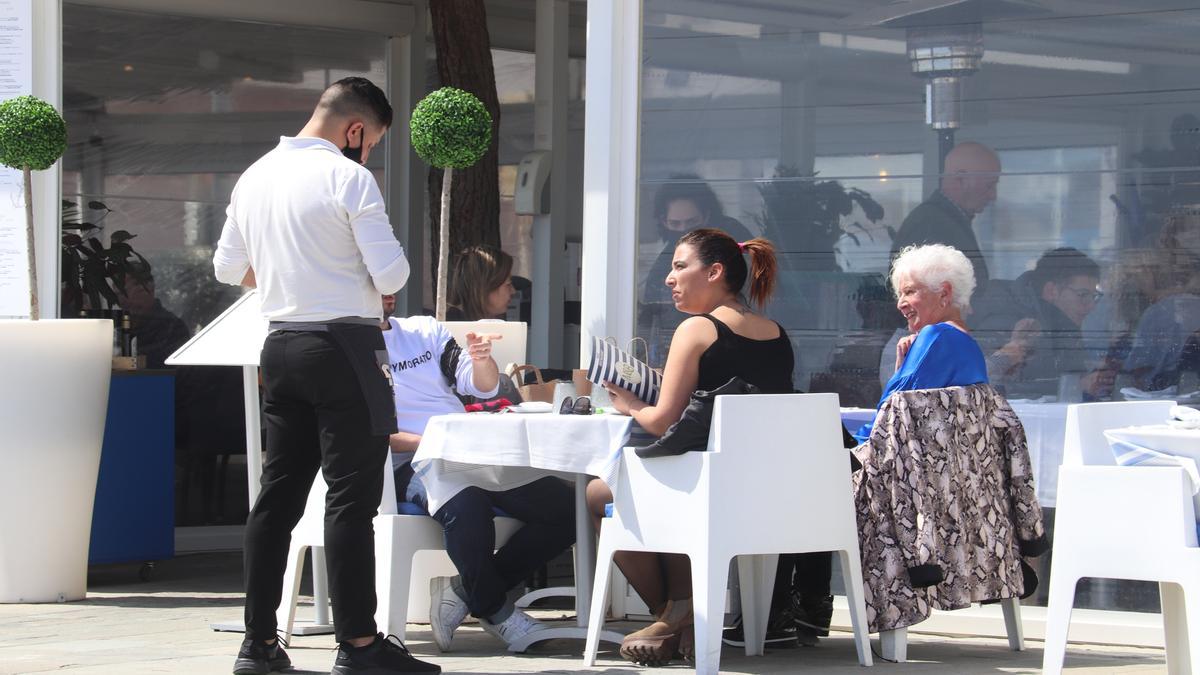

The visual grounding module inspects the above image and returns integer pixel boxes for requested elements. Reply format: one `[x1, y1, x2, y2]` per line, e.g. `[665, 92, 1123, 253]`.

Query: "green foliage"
[410, 87, 492, 169]
[61, 200, 152, 315]
[755, 165, 886, 271]
[0, 95, 67, 171]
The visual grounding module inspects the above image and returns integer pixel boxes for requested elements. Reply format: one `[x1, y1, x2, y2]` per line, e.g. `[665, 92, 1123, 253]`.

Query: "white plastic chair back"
[278, 452, 522, 643]
[583, 393, 872, 674]
[1043, 465, 1200, 674]
[1063, 401, 1176, 466]
[443, 320, 527, 371]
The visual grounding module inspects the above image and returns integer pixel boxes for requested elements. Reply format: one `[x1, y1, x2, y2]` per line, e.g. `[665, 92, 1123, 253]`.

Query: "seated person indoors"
[586, 228, 827, 666]
[444, 245, 524, 405]
[974, 247, 1111, 400]
[853, 244, 988, 443]
[378, 294, 574, 652]
[446, 245, 515, 321]
[639, 177, 754, 365]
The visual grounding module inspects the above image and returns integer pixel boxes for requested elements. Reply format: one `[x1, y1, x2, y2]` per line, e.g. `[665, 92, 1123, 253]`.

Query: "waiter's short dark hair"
[317, 77, 393, 129]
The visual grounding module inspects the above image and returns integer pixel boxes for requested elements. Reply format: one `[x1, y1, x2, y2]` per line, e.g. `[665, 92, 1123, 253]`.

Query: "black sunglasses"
[559, 395, 593, 415]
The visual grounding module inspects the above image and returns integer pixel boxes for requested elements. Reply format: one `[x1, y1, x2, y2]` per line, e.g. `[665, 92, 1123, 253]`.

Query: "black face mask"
[341, 128, 364, 165]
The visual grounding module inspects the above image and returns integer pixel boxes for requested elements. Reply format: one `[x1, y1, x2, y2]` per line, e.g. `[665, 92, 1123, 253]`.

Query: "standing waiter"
[214, 77, 440, 675]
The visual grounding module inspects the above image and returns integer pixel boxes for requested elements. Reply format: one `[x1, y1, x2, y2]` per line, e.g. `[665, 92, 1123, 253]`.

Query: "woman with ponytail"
[585, 227, 805, 666]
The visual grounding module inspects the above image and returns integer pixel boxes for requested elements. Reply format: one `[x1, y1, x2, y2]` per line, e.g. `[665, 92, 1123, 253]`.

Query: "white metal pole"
[243, 364, 262, 507]
[530, 0, 569, 368]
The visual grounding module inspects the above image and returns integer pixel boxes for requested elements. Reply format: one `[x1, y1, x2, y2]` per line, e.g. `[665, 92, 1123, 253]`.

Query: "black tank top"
[695, 313, 794, 393]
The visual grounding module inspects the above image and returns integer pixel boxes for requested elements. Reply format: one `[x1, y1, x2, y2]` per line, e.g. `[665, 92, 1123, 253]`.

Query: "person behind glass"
[586, 228, 810, 666]
[1124, 249, 1200, 391]
[114, 266, 191, 369]
[978, 247, 1110, 400]
[213, 77, 439, 675]
[639, 176, 754, 364]
[852, 244, 988, 443]
[376, 294, 575, 652]
[446, 245, 515, 321]
[889, 142, 1000, 290]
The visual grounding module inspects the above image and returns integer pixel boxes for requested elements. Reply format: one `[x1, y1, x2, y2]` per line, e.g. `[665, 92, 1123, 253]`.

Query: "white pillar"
[33, 0, 62, 318]
[385, 2, 427, 317]
[530, 0, 568, 367]
[580, 0, 641, 354]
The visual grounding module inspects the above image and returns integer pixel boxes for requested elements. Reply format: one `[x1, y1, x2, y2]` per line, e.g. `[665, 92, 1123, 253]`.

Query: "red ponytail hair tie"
[737, 241, 748, 252]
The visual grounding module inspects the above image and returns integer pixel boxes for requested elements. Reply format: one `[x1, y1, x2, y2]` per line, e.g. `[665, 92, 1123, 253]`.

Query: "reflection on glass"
[63, 3, 387, 527]
[638, 0, 1200, 614]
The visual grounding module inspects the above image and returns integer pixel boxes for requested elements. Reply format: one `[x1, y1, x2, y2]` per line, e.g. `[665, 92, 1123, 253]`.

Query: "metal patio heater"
[842, 0, 1046, 171]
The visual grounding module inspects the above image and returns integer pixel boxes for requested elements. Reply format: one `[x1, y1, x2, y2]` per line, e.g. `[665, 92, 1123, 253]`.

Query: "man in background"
[890, 142, 1001, 289]
[976, 247, 1112, 400]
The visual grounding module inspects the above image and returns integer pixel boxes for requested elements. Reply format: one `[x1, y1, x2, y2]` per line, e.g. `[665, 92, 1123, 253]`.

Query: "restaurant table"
[412, 411, 633, 651]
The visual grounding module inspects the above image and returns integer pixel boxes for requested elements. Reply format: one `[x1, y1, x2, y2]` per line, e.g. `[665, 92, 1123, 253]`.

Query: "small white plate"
[510, 401, 553, 414]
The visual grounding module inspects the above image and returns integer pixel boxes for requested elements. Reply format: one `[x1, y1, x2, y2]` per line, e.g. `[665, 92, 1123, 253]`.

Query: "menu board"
[0, 0, 32, 318]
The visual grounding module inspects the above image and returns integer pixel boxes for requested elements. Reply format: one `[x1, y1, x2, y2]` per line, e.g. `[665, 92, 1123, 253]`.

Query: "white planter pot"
[0, 319, 112, 603]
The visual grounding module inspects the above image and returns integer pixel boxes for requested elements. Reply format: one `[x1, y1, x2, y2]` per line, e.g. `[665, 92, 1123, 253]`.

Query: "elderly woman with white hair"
[852, 243, 989, 442]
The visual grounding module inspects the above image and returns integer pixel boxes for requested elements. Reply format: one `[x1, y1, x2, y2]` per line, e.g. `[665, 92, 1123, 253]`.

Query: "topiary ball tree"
[410, 87, 492, 321]
[0, 95, 68, 320]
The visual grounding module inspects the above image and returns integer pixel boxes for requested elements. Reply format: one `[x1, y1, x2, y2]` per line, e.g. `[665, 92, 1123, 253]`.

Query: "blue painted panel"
[88, 372, 175, 565]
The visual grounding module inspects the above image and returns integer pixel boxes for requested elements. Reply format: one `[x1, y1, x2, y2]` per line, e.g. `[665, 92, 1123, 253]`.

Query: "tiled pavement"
[0, 552, 1168, 674]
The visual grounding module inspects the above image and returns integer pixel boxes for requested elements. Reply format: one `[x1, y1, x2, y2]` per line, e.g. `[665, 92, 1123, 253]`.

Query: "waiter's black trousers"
[243, 329, 389, 643]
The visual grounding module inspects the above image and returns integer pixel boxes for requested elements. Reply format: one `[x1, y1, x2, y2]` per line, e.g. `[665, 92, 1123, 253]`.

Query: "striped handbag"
[586, 336, 662, 405]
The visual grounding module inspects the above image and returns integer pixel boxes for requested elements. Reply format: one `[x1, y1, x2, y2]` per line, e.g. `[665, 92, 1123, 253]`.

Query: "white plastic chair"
[582, 393, 873, 674]
[1043, 401, 1198, 674]
[879, 600, 1024, 662]
[276, 455, 520, 643]
[1062, 400, 1176, 466]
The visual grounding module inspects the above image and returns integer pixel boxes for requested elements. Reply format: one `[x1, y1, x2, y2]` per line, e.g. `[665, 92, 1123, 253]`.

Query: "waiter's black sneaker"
[331, 633, 441, 674]
[232, 637, 292, 674]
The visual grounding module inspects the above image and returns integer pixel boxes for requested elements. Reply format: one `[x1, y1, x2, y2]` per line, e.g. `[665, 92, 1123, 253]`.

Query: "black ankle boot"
[635, 377, 759, 458]
[791, 591, 834, 638]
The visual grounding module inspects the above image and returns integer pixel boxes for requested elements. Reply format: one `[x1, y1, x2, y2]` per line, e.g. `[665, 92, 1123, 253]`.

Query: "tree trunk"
[428, 0, 502, 293]
[24, 167, 38, 321]
[436, 168, 453, 321]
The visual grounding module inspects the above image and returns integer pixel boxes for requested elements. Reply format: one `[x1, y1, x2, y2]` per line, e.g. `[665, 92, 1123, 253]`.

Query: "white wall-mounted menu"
[0, 0, 32, 318]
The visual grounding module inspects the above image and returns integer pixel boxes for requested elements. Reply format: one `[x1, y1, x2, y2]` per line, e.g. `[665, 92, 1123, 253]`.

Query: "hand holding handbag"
[635, 376, 761, 458]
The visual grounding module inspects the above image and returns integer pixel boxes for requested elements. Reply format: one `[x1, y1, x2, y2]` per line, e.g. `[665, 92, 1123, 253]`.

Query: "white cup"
[589, 383, 613, 410]
[552, 381, 577, 413]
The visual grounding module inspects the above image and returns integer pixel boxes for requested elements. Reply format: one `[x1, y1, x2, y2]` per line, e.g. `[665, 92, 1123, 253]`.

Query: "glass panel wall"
[638, 0, 1200, 612]
[63, 3, 387, 526]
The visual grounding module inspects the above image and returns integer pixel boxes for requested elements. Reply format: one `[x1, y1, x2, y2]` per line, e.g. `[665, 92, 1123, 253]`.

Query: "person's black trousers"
[243, 328, 391, 643]
[432, 477, 576, 619]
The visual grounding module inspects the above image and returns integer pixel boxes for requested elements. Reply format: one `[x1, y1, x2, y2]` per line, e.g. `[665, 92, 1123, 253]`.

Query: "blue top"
[855, 322, 989, 442]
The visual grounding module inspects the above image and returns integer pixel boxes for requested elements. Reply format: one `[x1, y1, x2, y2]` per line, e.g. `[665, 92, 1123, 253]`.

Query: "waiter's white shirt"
[213, 136, 409, 321]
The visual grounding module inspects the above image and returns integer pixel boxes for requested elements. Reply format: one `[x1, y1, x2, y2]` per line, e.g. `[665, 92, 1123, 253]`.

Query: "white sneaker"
[429, 576, 470, 652]
[479, 607, 548, 647]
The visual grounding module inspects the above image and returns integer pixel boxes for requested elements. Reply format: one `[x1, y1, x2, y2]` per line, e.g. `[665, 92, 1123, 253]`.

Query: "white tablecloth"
[1009, 402, 1071, 507]
[839, 407, 877, 432]
[1106, 424, 1200, 500]
[413, 412, 634, 513]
